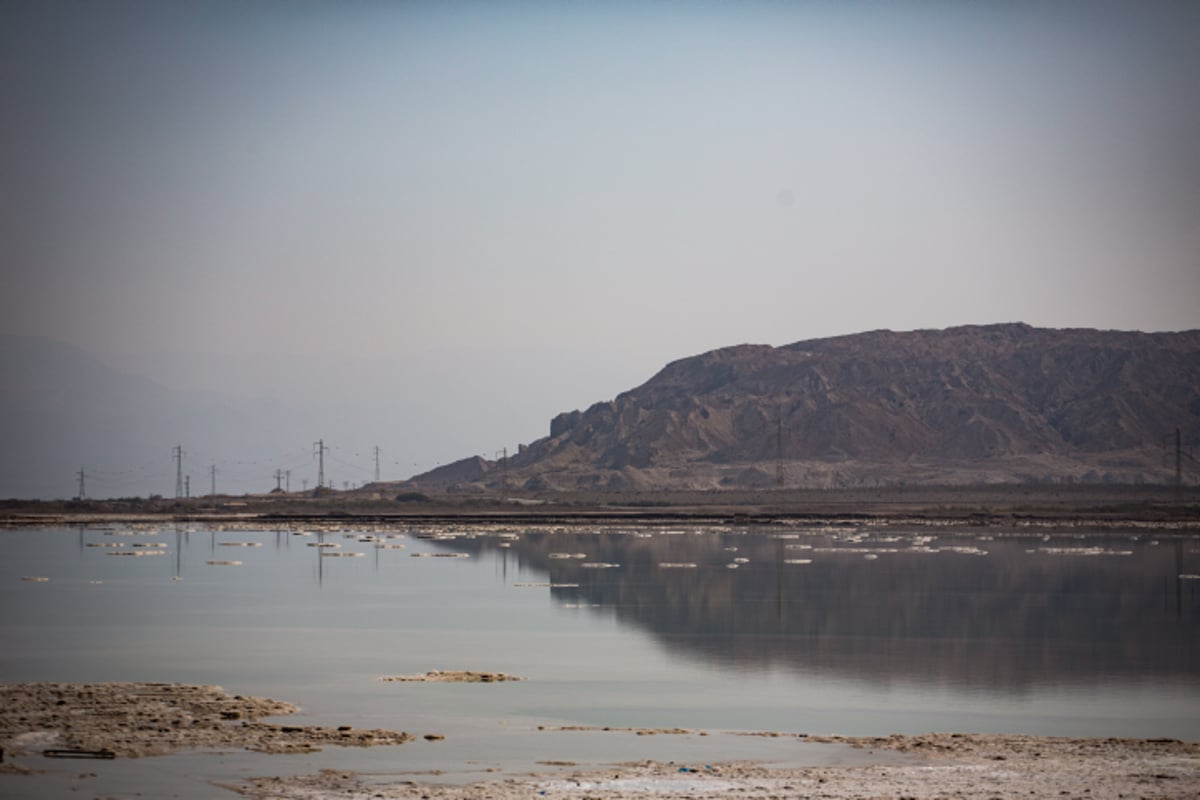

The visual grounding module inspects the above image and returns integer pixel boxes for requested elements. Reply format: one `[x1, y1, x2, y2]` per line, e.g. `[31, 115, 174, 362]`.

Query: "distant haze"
[3, 2, 1199, 497]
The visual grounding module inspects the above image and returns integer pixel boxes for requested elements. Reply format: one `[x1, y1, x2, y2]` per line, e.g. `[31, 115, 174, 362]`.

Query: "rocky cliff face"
[413, 324, 1200, 490]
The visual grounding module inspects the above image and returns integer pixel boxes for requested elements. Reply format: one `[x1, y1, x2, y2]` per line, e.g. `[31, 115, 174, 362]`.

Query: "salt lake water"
[2, 520, 1198, 795]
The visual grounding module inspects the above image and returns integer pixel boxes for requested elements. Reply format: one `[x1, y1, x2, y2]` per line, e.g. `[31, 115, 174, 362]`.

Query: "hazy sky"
[3, 1, 1200, 492]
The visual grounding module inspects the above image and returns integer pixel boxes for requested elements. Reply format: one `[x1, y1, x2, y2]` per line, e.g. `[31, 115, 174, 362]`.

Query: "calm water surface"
[2, 521, 1198, 795]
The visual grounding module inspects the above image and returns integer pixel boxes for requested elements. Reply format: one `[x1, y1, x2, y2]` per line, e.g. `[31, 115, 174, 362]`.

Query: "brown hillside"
[410, 324, 1200, 491]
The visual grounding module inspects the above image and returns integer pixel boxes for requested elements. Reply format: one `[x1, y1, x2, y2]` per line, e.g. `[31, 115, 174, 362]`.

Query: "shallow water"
[2, 521, 1198, 796]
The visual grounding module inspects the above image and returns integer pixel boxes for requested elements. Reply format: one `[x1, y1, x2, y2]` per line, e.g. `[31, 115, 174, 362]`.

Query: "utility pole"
[184, 475, 191, 499]
[374, 445, 381, 482]
[173, 445, 184, 499]
[76, 468, 86, 500]
[285, 469, 291, 492]
[313, 439, 328, 491]
[274, 469, 285, 492]
[209, 465, 217, 497]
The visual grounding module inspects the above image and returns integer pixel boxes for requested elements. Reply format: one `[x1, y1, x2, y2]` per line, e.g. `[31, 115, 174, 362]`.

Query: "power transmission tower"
[76, 468, 86, 500]
[173, 445, 184, 499]
[374, 445, 381, 482]
[184, 475, 191, 498]
[285, 469, 291, 492]
[209, 465, 217, 497]
[313, 439, 328, 491]
[274, 469, 285, 491]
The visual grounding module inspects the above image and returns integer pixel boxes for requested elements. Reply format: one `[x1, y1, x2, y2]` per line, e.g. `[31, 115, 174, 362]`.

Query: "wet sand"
[2, 683, 1197, 798]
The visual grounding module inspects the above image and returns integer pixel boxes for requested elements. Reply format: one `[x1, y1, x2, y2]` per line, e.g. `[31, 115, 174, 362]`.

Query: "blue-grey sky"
[3, 1, 1199, 493]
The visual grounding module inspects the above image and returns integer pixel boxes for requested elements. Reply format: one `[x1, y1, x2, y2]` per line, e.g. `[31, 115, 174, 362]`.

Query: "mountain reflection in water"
[437, 527, 1199, 691]
[3, 522, 1198, 742]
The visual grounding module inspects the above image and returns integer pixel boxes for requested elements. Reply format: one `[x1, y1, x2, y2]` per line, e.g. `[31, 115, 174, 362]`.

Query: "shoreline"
[4, 484, 1199, 529]
[2, 683, 1197, 799]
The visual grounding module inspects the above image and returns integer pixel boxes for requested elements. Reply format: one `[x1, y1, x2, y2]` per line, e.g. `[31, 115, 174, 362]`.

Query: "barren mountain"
[408, 324, 1200, 491]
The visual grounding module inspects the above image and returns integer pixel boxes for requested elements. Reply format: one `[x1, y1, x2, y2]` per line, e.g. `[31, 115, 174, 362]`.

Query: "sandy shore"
[2, 683, 1197, 798]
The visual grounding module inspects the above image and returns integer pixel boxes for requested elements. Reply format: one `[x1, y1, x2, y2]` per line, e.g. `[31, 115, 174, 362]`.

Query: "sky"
[2, 0, 1199, 495]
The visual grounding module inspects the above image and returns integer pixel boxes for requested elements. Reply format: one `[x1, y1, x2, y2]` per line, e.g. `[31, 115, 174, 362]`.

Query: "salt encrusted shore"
[0, 682, 413, 758]
[236, 733, 1200, 799]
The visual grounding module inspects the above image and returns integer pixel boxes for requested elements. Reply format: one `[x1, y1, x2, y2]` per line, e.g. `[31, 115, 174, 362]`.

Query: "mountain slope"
[411, 324, 1200, 491]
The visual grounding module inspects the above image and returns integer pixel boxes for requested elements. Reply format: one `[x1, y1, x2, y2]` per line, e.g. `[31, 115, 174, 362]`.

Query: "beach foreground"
[1, 683, 1196, 799]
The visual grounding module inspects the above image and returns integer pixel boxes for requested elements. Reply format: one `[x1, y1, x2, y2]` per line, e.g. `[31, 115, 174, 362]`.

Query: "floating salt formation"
[375, 543, 406, 549]
[107, 550, 166, 557]
[206, 560, 242, 566]
[732, 557, 750, 564]
[307, 542, 340, 548]
[220, 542, 262, 547]
[726, 563, 740, 569]
[548, 553, 588, 559]
[658, 562, 698, 569]
[580, 562, 620, 569]
[378, 671, 523, 683]
[21, 576, 49, 582]
[939, 546, 988, 556]
[863, 554, 879, 560]
[1029, 547, 1134, 556]
[410, 552, 470, 558]
[784, 559, 813, 565]
[321, 552, 365, 558]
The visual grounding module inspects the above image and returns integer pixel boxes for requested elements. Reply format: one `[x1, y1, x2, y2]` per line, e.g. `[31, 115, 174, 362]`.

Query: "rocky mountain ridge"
[406, 324, 1200, 491]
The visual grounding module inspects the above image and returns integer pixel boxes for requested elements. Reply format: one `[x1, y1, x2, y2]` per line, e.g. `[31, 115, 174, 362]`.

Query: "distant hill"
[0, 336, 314, 499]
[406, 324, 1200, 491]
